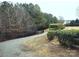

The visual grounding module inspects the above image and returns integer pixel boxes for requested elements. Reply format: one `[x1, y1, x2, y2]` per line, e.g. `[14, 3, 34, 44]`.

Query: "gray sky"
[1, 0, 79, 20]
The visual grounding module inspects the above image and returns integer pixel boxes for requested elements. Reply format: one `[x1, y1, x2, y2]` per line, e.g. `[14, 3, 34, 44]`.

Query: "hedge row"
[49, 24, 65, 30]
[47, 29, 79, 48]
[47, 24, 65, 41]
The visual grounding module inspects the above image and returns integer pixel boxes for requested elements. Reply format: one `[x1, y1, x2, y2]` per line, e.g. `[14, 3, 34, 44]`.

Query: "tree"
[52, 16, 58, 23]
[0, 1, 59, 41]
[66, 18, 79, 26]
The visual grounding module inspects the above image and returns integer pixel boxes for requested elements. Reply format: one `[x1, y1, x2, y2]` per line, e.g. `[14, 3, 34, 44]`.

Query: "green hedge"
[47, 29, 79, 48]
[57, 30, 79, 47]
[48, 24, 65, 41]
[47, 30, 57, 41]
[49, 24, 65, 30]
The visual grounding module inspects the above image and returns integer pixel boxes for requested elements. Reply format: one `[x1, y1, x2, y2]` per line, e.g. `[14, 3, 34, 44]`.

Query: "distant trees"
[0, 1, 59, 41]
[66, 18, 79, 26]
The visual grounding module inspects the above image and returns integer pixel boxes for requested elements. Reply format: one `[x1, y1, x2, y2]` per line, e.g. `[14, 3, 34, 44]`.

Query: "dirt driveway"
[0, 32, 47, 57]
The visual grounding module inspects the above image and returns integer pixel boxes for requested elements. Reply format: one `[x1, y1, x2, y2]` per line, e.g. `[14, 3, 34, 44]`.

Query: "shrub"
[47, 24, 65, 41]
[47, 29, 79, 48]
[57, 30, 79, 48]
[47, 31, 55, 41]
[49, 24, 65, 30]
[47, 30, 59, 41]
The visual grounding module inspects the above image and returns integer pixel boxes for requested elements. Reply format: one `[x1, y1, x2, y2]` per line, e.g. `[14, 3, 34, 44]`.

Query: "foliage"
[49, 24, 65, 30]
[66, 18, 79, 26]
[47, 24, 65, 41]
[0, 1, 59, 41]
[47, 30, 56, 41]
[48, 26, 79, 48]
[56, 30, 79, 48]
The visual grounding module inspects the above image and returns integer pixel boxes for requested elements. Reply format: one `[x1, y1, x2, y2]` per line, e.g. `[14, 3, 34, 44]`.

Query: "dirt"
[0, 32, 47, 57]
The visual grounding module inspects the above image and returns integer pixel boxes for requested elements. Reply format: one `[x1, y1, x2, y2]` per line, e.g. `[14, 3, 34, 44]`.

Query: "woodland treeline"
[66, 18, 79, 26]
[0, 1, 59, 41]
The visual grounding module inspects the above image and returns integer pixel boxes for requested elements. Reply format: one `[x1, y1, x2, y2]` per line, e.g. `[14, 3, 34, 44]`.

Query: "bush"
[49, 24, 65, 30]
[47, 24, 65, 41]
[47, 29, 79, 48]
[57, 30, 79, 48]
[47, 30, 55, 41]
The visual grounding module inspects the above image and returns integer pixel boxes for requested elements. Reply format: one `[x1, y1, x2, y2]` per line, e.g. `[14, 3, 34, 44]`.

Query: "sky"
[0, 0, 79, 20]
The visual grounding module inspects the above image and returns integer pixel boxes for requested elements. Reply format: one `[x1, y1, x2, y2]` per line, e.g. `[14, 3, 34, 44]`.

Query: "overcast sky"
[0, 0, 79, 20]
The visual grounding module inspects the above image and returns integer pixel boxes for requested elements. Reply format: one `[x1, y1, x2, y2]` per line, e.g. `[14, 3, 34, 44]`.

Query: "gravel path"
[0, 32, 47, 57]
